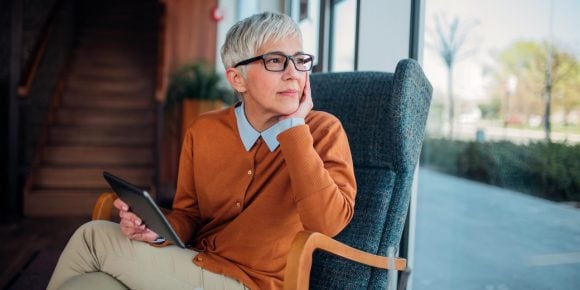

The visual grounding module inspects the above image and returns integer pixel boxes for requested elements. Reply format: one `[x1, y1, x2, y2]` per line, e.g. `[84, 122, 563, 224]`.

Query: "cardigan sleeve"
[277, 112, 357, 237]
[165, 128, 202, 245]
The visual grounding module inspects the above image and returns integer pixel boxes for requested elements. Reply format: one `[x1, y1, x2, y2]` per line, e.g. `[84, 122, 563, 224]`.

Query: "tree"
[493, 41, 578, 140]
[557, 62, 580, 127]
[428, 14, 478, 139]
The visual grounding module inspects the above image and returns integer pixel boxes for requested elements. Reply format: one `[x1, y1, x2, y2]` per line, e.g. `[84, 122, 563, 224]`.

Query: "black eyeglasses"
[234, 52, 314, 72]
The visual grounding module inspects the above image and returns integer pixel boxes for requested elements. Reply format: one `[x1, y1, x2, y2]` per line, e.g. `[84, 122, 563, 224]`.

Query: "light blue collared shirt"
[234, 103, 305, 152]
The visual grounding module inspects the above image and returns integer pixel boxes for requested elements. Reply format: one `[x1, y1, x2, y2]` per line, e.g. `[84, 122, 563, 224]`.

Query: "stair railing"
[19, 0, 76, 213]
[18, 0, 64, 97]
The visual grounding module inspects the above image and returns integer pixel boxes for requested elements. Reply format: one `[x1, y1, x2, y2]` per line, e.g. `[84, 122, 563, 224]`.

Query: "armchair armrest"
[283, 231, 407, 290]
[92, 192, 118, 220]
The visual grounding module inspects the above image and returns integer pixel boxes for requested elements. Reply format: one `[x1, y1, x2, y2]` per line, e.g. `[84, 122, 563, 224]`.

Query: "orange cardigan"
[165, 106, 356, 289]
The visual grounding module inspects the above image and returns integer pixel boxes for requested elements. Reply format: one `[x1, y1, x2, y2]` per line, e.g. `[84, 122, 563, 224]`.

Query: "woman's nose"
[282, 59, 302, 78]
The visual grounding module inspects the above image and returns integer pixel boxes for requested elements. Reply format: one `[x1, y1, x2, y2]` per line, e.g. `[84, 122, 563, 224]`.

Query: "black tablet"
[103, 171, 186, 248]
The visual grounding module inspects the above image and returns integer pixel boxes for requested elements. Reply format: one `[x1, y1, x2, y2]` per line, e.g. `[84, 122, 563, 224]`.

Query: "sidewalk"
[413, 168, 580, 290]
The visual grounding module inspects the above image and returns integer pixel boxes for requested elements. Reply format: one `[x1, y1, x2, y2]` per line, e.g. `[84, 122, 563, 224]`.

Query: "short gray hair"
[220, 12, 302, 71]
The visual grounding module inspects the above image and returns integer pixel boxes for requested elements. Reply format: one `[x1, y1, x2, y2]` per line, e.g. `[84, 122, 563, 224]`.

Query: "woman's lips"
[279, 89, 299, 97]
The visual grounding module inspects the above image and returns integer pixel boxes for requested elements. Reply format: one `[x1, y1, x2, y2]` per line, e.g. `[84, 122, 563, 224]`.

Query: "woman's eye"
[267, 57, 283, 64]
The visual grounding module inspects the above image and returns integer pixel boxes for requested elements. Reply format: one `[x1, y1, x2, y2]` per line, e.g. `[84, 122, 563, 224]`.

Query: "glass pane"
[416, 0, 580, 289]
[330, 0, 357, 71]
[298, 0, 320, 66]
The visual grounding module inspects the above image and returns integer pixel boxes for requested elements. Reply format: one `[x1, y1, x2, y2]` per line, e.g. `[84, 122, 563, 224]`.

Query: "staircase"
[24, 0, 159, 216]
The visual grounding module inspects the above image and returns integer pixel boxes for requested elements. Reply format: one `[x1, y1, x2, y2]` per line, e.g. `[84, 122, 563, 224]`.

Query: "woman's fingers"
[120, 218, 152, 240]
[116, 198, 151, 241]
[113, 198, 129, 211]
[119, 210, 142, 226]
[129, 228, 159, 242]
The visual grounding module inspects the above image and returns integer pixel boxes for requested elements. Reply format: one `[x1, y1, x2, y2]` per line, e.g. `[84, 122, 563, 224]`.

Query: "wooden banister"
[155, 2, 169, 103]
[18, 0, 62, 97]
[22, 77, 68, 199]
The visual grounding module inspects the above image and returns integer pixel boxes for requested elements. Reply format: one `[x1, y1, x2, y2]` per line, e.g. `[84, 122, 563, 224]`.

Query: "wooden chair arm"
[92, 192, 118, 220]
[283, 231, 407, 290]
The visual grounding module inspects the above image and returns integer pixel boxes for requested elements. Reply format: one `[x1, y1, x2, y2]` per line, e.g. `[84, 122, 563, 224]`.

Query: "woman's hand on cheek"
[280, 74, 313, 121]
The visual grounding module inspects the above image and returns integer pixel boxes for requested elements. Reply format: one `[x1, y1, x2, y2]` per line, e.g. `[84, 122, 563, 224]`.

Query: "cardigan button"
[235, 201, 241, 208]
[247, 170, 252, 175]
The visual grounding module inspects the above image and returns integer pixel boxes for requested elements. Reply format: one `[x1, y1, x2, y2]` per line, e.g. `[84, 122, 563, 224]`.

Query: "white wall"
[357, 0, 412, 71]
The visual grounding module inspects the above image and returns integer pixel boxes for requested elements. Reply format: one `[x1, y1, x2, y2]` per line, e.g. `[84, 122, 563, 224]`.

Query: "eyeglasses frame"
[233, 52, 315, 72]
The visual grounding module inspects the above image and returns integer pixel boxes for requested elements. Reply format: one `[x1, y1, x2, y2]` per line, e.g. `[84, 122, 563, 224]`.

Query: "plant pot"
[181, 99, 224, 140]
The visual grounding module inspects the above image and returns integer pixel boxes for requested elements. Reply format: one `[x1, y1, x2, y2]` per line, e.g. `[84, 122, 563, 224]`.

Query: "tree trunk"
[448, 65, 455, 139]
[544, 62, 552, 142]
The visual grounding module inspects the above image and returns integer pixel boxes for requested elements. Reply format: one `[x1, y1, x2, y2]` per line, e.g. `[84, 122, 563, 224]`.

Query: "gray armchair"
[290, 58, 432, 289]
[88, 58, 432, 290]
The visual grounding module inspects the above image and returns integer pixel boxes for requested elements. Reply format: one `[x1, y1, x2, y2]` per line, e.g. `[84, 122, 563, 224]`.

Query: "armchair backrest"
[308, 59, 432, 289]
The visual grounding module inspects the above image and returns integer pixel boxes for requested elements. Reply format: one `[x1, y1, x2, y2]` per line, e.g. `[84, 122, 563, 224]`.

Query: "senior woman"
[48, 12, 356, 290]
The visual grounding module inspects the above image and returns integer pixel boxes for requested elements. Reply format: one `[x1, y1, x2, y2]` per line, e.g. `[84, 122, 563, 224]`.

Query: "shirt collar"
[234, 103, 281, 152]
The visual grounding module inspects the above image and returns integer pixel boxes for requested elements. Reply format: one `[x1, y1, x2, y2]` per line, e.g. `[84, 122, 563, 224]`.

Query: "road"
[413, 168, 580, 290]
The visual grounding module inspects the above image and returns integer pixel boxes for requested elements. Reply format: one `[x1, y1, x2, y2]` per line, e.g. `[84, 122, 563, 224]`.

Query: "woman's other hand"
[113, 198, 159, 242]
[280, 74, 313, 120]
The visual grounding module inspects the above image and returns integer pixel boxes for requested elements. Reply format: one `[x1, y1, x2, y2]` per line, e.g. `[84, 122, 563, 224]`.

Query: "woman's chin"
[283, 104, 300, 116]
[275, 100, 299, 115]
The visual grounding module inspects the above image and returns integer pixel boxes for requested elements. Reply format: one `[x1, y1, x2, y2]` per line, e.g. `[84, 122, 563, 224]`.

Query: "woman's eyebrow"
[264, 50, 306, 56]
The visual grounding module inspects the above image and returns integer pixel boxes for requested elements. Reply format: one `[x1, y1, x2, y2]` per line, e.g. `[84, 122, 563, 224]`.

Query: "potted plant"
[165, 60, 236, 140]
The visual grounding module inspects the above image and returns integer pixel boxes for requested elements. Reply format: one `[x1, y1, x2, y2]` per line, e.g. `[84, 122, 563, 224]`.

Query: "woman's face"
[238, 36, 307, 130]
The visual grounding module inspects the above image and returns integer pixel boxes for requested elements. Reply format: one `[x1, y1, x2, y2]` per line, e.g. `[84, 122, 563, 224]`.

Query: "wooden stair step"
[71, 54, 155, 67]
[79, 27, 156, 36]
[55, 108, 154, 126]
[81, 20, 156, 30]
[71, 46, 155, 60]
[68, 66, 154, 79]
[60, 95, 153, 109]
[75, 41, 156, 52]
[77, 33, 156, 44]
[69, 60, 154, 72]
[66, 72, 147, 84]
[42, 146, 153, 166]
[61, 89, 153, 101]
[33, 166, 153, 189]
[65, 79, 153, 93]
[25, 187, 157, 217]
[83, 14, 157, 24]
[63, 87, 153, 98]
[71, 58, 148, 69]
[25, 189, 107, 217]
[48, 125, 154, 145]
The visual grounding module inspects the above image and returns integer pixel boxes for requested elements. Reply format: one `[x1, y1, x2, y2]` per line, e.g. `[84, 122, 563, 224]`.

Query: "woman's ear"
[226, 68, 247, 94]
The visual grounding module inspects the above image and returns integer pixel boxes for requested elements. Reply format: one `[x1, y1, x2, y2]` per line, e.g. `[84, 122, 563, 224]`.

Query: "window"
[416, 0, 580, 289]
[329, 0, 357, 71]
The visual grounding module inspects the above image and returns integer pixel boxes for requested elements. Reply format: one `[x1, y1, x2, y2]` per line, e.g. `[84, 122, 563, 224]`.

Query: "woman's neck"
[243, 103, 278, 132]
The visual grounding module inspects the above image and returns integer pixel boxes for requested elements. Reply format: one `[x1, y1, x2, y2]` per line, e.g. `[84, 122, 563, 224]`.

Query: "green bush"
[421, 138, 580, 202]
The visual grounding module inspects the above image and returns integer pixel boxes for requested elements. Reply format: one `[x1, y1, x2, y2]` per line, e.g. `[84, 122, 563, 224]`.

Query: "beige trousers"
[47, 220, 247, 290]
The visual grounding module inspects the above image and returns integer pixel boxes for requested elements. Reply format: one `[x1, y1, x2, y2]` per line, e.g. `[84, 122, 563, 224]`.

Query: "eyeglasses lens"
[263, 54, 313, 72]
